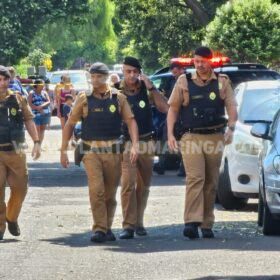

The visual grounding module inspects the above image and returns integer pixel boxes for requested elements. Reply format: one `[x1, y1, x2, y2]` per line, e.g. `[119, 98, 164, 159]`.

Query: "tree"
[31, 0, 117, 69]
[0, 0, 88, 65]
[113, 0, 227, 71]
[204, 0, 280, 66]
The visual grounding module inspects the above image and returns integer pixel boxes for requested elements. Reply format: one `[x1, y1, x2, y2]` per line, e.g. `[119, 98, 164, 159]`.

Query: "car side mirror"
[250, 123, 272, 140]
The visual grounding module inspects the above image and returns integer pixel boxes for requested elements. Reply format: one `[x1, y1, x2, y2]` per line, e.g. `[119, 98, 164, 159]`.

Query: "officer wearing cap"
[167, 47, 238, 239]
[60, 62, 138, 243]
[115, 56, 168, 239]
[0, 65, 41, 241]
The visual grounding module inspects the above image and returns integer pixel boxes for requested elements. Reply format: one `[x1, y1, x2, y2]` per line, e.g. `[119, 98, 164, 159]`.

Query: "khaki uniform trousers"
[0, 151, 28, 233]
[180, 133, 224, 229]
[83, 152, 122, 233]
[121, 141, 154, 229]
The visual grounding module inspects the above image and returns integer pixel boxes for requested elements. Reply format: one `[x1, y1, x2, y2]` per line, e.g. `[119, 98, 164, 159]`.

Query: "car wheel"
[263, 201, 280, 236]
[258, 184, 264, 227]
[217, 160, 248, 210]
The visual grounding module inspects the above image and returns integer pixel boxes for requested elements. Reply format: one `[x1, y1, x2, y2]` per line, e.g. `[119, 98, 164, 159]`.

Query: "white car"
[48, 70, 92, 94]
[218, 80, 280, 210]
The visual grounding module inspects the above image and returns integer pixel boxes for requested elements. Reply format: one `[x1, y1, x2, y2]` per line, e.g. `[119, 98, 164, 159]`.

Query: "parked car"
[48, 70, 92, 94]
[151, 63, 280, 90]
[218, 80, 280, 210]
[251, 107, 280, 235]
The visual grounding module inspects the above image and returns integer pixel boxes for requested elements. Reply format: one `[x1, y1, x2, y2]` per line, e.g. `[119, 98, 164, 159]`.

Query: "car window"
[224, 71, 280, 89]
[50, 73, 87, 84]
[151, 76, 169, 89]
[239, 87, 280, 123]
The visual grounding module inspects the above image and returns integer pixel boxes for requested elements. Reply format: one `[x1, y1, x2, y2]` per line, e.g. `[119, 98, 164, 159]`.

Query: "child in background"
[62, 95, 74, 123]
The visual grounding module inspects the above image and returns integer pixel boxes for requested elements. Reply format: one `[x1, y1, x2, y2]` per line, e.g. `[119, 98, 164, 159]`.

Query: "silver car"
[251, 96, 280, 235]
[48, 70, 92, 94]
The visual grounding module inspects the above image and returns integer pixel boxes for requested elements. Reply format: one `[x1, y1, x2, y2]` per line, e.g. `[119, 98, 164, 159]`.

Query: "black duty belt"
[184, 127, 225, 134]
[0, 145, 14, 151]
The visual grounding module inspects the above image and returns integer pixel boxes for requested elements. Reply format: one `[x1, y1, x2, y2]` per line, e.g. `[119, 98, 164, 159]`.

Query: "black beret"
[0, 65, 11, 79]
[194, 47, 213, 59]
[89, 62, 109, 75]
[123, 56, 142, 70]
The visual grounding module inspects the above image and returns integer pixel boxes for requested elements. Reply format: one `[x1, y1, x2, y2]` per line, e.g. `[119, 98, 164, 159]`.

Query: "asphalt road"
[1, 117, 280, 280]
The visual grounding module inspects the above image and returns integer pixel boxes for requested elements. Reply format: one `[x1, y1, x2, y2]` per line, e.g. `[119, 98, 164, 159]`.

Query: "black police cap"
[89, 62, 109, 75]
[194, 47, 213, 59]
[0, 65, 11, 79]
[123, 56, 142, 70]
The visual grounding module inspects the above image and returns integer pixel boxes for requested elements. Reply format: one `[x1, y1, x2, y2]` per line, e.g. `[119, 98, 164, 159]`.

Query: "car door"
[263, 110, 280, 209]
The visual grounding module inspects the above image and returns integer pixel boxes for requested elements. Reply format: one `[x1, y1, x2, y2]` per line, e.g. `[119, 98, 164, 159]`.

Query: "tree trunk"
[184, 0, 210, 26]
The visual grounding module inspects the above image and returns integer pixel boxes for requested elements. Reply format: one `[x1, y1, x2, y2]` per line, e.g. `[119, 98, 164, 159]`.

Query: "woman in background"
[55, 75, 75, 129]
[28, 79, 51, 146]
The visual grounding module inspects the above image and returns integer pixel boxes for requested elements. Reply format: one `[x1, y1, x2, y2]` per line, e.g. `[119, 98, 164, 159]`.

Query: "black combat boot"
[7, 220, 20, 236]
[183, 223, 199, 239]
[119, 229, 134, 239]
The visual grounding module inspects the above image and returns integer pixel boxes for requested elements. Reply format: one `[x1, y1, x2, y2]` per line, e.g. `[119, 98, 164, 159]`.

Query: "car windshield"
[50, 73, 87, 84]
[239, 87, 280, 123]
[225, 71, 280, 89]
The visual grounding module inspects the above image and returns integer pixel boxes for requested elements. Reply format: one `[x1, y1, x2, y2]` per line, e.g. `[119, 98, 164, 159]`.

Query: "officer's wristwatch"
[228, 125, 235, 132]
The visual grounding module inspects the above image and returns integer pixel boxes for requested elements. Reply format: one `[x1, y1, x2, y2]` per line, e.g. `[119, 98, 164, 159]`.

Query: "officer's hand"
[139, 74, 153, 89]
[168, 134, 178, 152]
[60, 151, 70, 168]
[224, 129, 234, 145]
[32, 143, 41, 160]
[130, 144, 139, 164]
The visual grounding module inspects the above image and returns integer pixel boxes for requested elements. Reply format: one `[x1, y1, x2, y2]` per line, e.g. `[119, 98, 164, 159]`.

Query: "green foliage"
[0, 0, 88, 65]
[27, 49, 51, 68]
[205, 0, 280, 66]
[31, 0, 117, 70]
[113, 0, 227, 71]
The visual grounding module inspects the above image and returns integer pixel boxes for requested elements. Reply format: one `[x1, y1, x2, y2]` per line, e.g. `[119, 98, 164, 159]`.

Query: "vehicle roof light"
[170, 56, 231, 67]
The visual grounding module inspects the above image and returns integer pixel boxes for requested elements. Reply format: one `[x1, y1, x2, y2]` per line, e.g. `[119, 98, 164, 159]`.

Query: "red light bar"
[170, 56, 230, 67]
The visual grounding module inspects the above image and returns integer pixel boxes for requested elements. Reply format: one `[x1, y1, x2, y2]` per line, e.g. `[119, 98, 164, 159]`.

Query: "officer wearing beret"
[115, 56, 168, 239]
[60, 62, 138, 243]
[0, 65, 41, 241]
[167, 47, 238, 239]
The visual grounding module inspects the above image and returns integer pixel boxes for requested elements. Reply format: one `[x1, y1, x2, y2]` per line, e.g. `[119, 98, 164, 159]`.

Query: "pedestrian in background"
[55, 75, 75, 129]
[28, 79, 51, 147]
[60, 62, 138, 243]
[167, 47, 238, 239]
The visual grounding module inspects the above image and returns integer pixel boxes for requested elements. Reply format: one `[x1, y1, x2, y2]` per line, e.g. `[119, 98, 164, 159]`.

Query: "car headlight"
[233, 131, 262, 155]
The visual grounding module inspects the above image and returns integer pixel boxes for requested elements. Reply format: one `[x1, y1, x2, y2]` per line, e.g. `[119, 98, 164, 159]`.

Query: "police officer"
[115, 57, 168, 239]
[167, 47, 238, 239]
[60, 62, 138, 243]
[0, 65, 41, 240]
[154, 62, 186, 176]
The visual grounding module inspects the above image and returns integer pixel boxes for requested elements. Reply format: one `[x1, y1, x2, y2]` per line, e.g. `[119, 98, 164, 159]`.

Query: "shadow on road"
[40, 221, 280, 252]
[27, 162, 185, 188]
[28, 162, 88, 188]
[193, 276, 280, 280]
